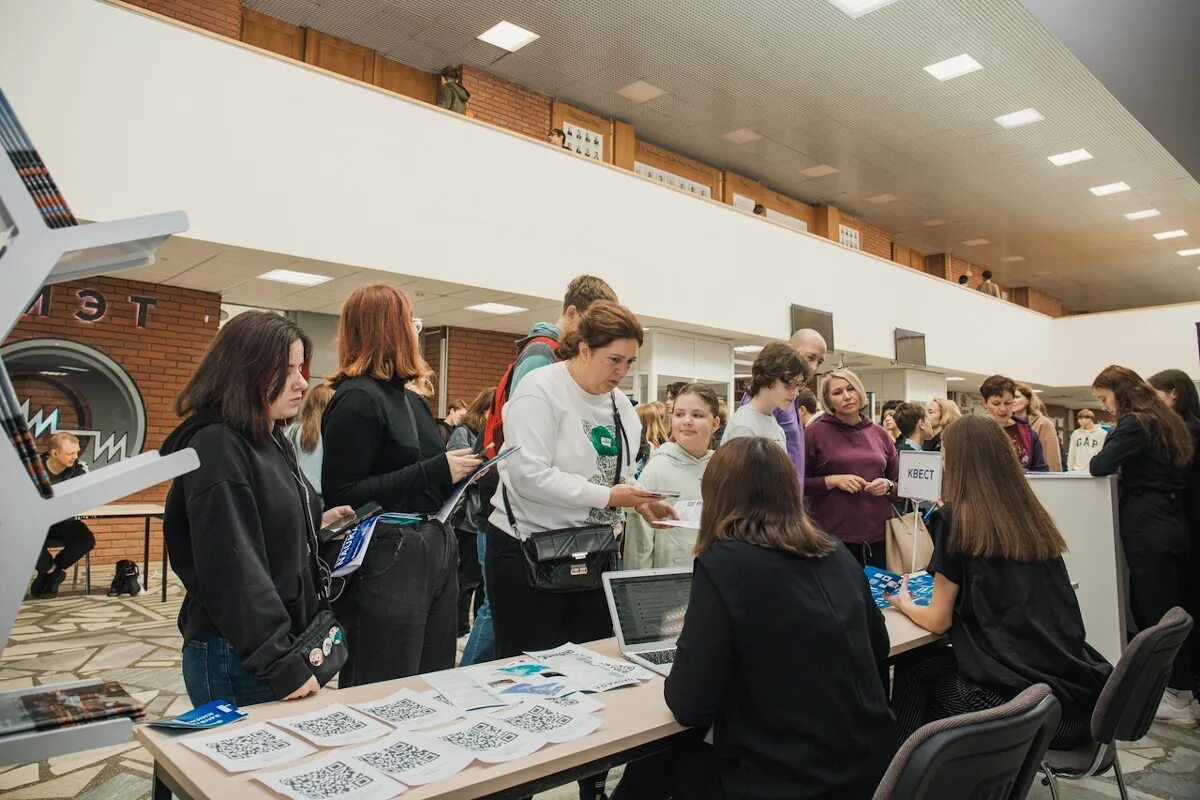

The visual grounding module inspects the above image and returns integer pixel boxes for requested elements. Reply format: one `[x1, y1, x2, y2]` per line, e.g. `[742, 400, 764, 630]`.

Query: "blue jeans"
[459, 530, 495, 666]
[182, 636, 275, 708]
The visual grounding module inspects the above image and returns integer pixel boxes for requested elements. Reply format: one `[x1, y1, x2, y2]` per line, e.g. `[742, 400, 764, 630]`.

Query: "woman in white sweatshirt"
[625, 384, 720, 570]
[486, 301, 674, 659]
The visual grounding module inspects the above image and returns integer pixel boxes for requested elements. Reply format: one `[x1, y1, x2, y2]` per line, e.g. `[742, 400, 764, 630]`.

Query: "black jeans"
[39, 519, 95, 573]
[1120, 490, 1192, 690]
[333, 520, 458, 688]
[456, 528, 483, 635]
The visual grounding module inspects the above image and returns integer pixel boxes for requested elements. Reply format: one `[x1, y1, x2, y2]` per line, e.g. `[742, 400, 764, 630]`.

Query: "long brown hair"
[557, 300, 643, 359]
[696, 437, 835, 558]
[328, 284, 434, 395]
[176, 311, 312, 446]
[941, 415, 1066, 561]
[461, 386, 495, 435]
[1092, 365, 1194, 468]
[637, 402, 670, 447]
[295, 383, 334, 454]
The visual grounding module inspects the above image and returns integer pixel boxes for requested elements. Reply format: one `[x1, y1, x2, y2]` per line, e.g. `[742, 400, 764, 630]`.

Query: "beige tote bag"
[885, 507, 933, 574]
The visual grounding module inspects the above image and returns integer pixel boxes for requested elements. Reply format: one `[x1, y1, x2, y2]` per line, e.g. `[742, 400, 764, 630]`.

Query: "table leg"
[161, 519, 168, 603]
[142, 517, 151, 593]
[152, 762, 172, 800]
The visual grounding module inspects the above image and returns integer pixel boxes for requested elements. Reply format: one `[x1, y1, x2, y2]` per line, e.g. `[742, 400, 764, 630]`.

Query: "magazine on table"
[0, 680, 144, 736]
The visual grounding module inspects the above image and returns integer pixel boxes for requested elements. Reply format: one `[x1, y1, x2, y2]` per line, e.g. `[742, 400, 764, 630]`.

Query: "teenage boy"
[893, 402, 930, 452]
[1068, 409, 1108, 472]
[980, 375, 1049, 472]
[30, 433, 94, 598]
[724, 343, 806, 453]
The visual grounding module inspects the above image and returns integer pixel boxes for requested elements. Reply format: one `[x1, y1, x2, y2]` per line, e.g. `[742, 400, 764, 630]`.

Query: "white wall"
[2, 0, 1197, 389]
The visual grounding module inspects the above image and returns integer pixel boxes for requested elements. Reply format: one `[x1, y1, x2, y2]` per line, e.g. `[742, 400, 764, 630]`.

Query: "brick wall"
[460, 66, 552, 140]
[445, 327, 523, 406]
[858, 220, 893, 261]
[5, 278, 221, 588]
[124, 0, 241, 38]
[1011, 286, 1066, 317]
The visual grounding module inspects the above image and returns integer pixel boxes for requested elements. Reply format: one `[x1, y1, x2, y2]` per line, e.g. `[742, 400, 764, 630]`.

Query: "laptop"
[602, 567, 693, 676]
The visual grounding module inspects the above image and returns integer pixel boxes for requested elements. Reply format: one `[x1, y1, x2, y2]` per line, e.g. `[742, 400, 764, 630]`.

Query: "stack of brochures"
[864, 567, 934, 609]
[0, 680, 144, 736]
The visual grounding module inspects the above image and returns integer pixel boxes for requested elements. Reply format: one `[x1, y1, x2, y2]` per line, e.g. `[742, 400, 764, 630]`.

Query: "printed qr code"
[281, 760, 376, 799]
[358, 740, 441, 774]
[364, 698, 435, 724]
[293, 711, 368, 739]
[441, 721, 519, 751]
[207, 729, 289, 761]
[505, 705, 572, 734]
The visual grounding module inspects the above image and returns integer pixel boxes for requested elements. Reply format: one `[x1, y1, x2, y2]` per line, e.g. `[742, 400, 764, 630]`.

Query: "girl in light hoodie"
[625, 384, 721, 569]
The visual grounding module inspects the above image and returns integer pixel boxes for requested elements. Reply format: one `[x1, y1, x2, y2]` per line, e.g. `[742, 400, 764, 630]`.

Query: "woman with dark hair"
[162, 311, 353, 707]
[447, 387, 495, 637]
[614, 437, 895, 800]
[886, 415, 1111, 746]
[321, 285, 482, 687]
[1090, 365, 1195, 724]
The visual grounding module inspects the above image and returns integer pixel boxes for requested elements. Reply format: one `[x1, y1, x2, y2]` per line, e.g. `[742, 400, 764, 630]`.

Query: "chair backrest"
[1092, 606, 1193, 744]
[874, 684, 1060, 800]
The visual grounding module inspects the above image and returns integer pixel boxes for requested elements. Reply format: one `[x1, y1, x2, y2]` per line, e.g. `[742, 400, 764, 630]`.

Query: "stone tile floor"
[1, 575, 1197, 799]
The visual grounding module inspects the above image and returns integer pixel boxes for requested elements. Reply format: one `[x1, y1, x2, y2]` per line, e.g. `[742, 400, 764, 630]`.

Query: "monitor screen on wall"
[895, 328, 927, 366]
[789, 305, 834, 352]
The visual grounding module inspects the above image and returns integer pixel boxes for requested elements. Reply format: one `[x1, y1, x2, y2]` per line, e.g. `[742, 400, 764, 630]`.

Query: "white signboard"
[634, 162, 712, 198]
[898, 450, 942, 501]
[838, 223, 861, 250]
[563, 122, 604, 161]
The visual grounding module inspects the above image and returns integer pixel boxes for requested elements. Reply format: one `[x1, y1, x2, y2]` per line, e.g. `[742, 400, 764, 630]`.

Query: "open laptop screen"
[610, 573, 693, 646]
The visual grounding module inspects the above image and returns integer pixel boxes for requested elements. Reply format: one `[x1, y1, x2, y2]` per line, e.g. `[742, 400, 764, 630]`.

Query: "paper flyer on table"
[147, 699, 246, 730]
[432, 715, 547, 763]
[525, 642, 654, 678]
[423, 670, 513, 711]
[182, 721, 316, 773]
[539, 656, 638, 693]
[254, 752, 404, 800]
[491, 701, 602, 744]
[346, 729, 474, 786]
[654, 499, 702, 529]
[543, 692, 605, 714]
[269, 703, 391, 747]
[352, 688, 464, 731]
[495, 674, 580, 699]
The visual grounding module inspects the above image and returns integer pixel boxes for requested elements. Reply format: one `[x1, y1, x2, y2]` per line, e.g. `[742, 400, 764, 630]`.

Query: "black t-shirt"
[928, 505, 1111, 719]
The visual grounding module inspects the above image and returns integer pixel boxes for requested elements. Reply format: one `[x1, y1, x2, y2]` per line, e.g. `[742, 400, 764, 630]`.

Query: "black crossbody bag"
[502, 392, 625, 593]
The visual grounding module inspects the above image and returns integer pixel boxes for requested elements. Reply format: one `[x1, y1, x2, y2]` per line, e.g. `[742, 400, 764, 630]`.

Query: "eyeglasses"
[413, 317, 424, 334]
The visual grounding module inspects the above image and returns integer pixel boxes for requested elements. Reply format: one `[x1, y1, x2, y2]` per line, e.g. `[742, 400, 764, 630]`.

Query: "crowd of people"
[119, 271, 1198, 800]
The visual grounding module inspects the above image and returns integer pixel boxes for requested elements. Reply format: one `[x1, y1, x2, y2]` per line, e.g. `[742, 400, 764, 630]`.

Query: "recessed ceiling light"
[994, 108, 1044, 129]
[826, 0, 902, 18]
[1124, 209, 1161, 220]
[734, 345, 764, 354]
[58, 365, 89, 372]
[1001, 255, 1026, 262]
[464, 302, 528, 315]
[1032, 269, 1053, 276]
[1047, 148, 1093, 166]
[945, 377, 965, 382]
[962, 238, 990, 246]
[1179, 248, 1200, 257]
[259, 269, 333, 286]
[477, 21, 539, 52]
[616, 80, 666, 103]
[923, 54, 983, 81]
[800, 163, 839, 178]
[1089, 182, 1131, 196]
[865, 193, 897, 204]
[721, 128, 763, 144]
[920, 218, 946, 227]
[38, 370, 69, 377]
[1154, 230, 1188, 240]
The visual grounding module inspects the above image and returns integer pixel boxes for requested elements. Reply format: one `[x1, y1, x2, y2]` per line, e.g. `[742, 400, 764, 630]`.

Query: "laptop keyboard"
[639, 648, 676, 665]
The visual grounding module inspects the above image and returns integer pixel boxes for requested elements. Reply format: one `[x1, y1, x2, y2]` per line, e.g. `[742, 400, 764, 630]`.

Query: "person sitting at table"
[885, 415, 1111, 747]
[29, 432, 94, 599]
[614, 437, 895, 800]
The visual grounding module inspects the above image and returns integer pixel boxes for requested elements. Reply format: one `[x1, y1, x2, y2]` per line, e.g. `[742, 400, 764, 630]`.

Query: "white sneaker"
[1155, 689, 1197, 727]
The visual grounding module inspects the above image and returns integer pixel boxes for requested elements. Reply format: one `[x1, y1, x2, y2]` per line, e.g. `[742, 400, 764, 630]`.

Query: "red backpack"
[480, 335, 559, 457]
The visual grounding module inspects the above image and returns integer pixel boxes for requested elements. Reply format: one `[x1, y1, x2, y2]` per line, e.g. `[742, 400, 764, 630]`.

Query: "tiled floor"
[1, 576, 1197, 799]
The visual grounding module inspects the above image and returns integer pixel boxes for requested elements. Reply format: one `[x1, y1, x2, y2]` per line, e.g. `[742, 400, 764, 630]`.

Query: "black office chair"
[43, 538, 92, 596]
[873, 683, 1060, 800]
[1041, 607, 1194, 800]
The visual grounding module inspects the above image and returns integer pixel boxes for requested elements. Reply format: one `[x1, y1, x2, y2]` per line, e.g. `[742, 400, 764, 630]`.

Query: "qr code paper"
[442, 721, 518, 751]
[365, 698, 434, 724]
[207, 728, 290, 761]
[505, 705, 573, 734]
[280, 760, 376, 799]
[294, 711, 368, 739]
[358, 740, 441, 774]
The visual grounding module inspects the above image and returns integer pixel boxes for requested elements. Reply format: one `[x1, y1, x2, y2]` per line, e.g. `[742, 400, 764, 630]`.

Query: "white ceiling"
[243, 0, 1200, 312]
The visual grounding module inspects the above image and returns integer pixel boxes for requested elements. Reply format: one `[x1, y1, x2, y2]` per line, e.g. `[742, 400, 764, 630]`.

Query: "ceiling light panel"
[1124, 209, 1161, 220]
[994, 108, 1044, 129]
[962, 238, 990, 246]
[1001, 255, 1025, 262]
[866, 194, 897, 204]
[920, 219, 946, 227]
[477, 21, 539, 52]
[827, 0, 902, 18]
[464, 302, 528, 315]
[259, 269, 333, 286]
[1154, 230, 1187, 240]
[1047, 149, 1093, 166]
[924, 54, 983, 82]
[721, 128, 763, 144]
[1179, 248, 1200, 257]
[799, 164, 839, 178]
[1089, 182, 1130, 196]
[616, 80, 666, 103]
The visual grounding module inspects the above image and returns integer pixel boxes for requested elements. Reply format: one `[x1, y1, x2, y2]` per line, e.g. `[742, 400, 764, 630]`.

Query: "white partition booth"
[626, 330, 735, 406]
[1027, 473, 1126, 665]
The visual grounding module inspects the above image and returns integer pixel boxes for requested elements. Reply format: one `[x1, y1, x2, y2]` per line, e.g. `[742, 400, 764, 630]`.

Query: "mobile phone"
[645, 490, 681, 499]
[318, 501, 382, 544]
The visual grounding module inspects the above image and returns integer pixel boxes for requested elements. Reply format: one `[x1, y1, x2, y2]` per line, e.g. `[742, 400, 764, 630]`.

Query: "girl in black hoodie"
[163, 312, 352, 706]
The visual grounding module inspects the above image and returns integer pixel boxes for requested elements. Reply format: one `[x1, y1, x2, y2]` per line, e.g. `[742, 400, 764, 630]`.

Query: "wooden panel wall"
[373, 55, 437, 105]
[240, 8, 305, 59]
[634, 140, 722, 198]
[551, 101, 614, 163]
[613, 121, 636, 170]
[723, 171, 813, 227]
[304, 29, 375, 82]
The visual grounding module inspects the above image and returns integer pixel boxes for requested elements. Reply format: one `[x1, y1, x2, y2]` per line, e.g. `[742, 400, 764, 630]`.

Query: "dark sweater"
[1089, 415, 1187, 493]
[665, 540, 895, 800]
[162, 413, 322, 699]
[803, 413, 899, 544]
[1005, 416, 1049, 472]
[321, 376, 453, 513]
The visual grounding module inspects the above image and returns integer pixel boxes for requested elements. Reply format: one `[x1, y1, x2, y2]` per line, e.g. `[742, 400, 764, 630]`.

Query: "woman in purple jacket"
[805, 369, 899, 567]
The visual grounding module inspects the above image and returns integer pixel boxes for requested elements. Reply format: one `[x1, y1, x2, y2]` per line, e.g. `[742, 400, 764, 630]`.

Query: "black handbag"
[503, 392, 625, 593]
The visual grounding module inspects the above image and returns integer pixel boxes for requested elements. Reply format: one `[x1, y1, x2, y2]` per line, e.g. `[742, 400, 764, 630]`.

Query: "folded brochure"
[432, 446, 521, 524]
[148, 699, 246, 730]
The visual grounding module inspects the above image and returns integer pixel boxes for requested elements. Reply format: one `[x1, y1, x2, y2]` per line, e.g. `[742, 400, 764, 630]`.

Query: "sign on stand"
[898, 450, 942, 502]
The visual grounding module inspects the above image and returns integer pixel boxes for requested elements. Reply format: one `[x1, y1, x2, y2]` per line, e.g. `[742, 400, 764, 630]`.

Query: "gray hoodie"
[624, 442, 711, 570]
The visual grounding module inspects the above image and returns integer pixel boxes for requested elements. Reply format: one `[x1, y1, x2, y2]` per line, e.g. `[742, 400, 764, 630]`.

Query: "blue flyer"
[865, 566, 933, 609]
[147, 700, 246, 730]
